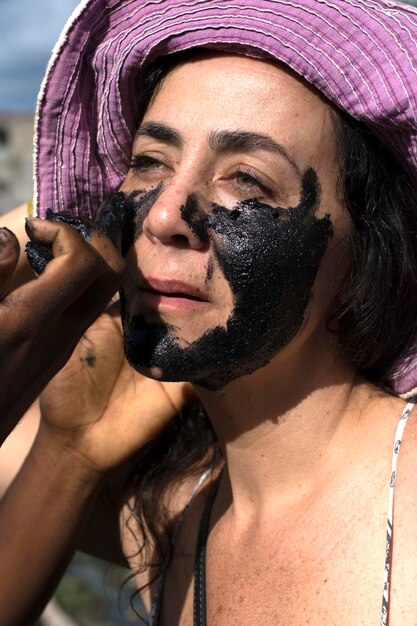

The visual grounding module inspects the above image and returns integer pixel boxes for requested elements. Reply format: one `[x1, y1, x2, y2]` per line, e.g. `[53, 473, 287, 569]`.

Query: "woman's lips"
[135, 277, 210, 312]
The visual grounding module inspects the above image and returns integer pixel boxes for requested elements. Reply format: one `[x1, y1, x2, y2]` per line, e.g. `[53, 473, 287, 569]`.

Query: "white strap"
[380, 399, 416, 625]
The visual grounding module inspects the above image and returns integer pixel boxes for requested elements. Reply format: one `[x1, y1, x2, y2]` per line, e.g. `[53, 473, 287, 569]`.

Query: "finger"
[80, 229, 128, 309]
[27, 216, 126, 283]
[43, 211, 126, 278]
[0, 228, 20, 298]
[44, 219, 128, 327]
[40, 218, 128, 326]
[10, 218, 126, 319]
[25, 215, 95, 276]
[31, 213, 127, 280]
[85, 227, 126, 276]
[44, 208, 93, 242]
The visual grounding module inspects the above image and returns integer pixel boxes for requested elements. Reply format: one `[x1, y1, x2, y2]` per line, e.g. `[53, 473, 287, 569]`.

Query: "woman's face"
[100, 54, 350, 389]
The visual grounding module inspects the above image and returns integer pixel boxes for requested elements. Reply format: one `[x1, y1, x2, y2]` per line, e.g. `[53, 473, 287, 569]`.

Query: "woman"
[2, 0, 417, 624]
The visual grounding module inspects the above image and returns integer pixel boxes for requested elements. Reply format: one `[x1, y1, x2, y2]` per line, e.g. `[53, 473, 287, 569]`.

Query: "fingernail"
[25, 217, 37, 237]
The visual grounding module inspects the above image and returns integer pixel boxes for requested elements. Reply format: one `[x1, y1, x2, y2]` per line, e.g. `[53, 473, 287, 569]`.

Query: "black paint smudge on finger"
[25, 241, 54, 274]
[80, 348, 96, 367]
[45, 208, 93, 241]
[25, 209, 95, 274]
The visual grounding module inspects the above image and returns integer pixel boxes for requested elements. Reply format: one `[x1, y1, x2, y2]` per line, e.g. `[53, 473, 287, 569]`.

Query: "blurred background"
[1, 0, 417, 624]
[0, 0, 81, 214]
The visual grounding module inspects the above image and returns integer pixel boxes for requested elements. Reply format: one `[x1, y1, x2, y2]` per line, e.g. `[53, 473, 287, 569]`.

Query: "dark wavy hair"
[122, 49, 417, 617]
[332, 113, 417, 387]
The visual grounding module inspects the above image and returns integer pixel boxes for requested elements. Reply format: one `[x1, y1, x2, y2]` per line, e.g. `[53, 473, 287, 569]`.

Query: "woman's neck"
[197, 339, 378, 514]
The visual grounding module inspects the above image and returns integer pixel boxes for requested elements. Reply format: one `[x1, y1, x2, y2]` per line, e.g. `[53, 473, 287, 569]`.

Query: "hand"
[39, 305, 195, 475]
[0, 218, 126, 444]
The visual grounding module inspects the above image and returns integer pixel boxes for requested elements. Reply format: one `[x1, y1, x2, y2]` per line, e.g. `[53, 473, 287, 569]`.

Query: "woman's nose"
[142, 185, 207, 249]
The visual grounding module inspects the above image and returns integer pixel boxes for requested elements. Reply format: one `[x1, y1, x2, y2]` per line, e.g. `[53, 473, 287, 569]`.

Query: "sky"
[0, 0, 79, 111]
[1, 0, 416, 112]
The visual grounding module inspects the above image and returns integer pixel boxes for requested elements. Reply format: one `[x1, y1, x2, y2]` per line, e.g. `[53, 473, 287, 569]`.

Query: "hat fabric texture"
[34, 0, 417, 396]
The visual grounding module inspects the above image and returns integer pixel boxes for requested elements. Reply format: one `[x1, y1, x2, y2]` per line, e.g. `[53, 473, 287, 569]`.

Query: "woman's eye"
[129, 154, 164, 172]
[234, 170, 273, 197]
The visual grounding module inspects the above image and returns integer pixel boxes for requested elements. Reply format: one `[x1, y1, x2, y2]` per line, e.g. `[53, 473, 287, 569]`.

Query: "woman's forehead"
[149, 53, 331, 117]
[142, 54, 339, 173]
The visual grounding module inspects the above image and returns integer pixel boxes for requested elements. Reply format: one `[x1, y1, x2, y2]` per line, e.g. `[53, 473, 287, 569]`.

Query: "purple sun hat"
[34, 0, 417, 395]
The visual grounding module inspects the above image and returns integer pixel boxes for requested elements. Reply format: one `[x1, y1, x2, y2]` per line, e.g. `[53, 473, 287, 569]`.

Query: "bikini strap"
[149, 467, 214, 626]
[380, 399, 416, 625]
[193, 474, 222, 626]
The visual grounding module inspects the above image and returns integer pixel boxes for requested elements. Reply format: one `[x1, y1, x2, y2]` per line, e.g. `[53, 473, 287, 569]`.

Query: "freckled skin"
[112, 168, 333, 390]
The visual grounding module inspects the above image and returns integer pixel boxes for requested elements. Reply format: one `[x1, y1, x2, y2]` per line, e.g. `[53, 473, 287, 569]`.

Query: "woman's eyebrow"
[135, 121, 183, 146]
[209, 129, 301, 177]
[135, 122, 300, 177]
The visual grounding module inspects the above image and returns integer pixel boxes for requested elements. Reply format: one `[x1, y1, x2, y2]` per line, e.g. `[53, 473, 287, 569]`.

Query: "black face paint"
[25, 209, 93, 274]
[180, 194, 210, 244]
[96, 185, 163, 255]
[205, 258, 214, 283]
[120, 168, 333, 390]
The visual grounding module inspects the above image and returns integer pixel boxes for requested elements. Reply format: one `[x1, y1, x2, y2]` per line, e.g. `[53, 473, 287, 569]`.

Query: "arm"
[0, 213, 132, 624]
[0, 216, 126, 444]
[0, 402, 39, 494]
[0, 429, 104, 626]
[0, 228, 194, 569]
[0, 399, 129, 568]
[0, 308, 193, 625]
[0, 205, 127, 567]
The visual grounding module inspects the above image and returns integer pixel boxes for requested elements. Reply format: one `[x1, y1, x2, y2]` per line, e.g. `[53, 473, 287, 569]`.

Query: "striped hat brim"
[34, 0, 417, 217]
[34, 0, 417, 395]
